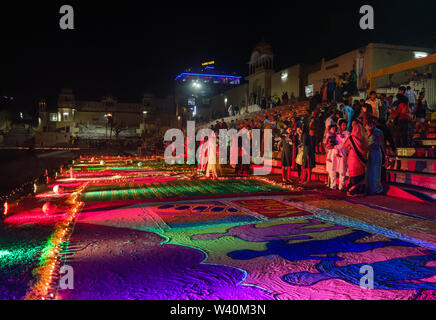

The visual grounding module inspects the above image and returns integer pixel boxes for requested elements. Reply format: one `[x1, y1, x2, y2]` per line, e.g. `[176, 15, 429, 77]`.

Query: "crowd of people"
[197, 85, 433, 197]
[317, 71, 359, 104]
[195, 126, 252, 179]
[248, 90, 298, 110]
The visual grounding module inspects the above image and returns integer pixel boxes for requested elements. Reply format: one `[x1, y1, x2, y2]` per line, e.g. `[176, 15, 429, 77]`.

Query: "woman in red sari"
[344, 122, 368, 196]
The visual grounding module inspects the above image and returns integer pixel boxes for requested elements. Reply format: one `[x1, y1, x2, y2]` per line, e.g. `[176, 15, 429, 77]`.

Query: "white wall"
[308, 50, 358, 93]
[209, 84, 248, 119]
[307, 43, 434, 93]
[271, 65, 300, 98]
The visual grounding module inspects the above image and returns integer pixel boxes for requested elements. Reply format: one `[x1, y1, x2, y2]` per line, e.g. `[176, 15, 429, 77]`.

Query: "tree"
[113, 122, 127, 139]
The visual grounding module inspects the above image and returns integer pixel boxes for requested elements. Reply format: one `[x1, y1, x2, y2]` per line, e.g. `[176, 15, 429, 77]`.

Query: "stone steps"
[414, 139, 436, 147]
[386, 170, 436, 191]
[396, 147, 435, 158]
[387, 183, 436, 202]
[388, 157, 436, 174]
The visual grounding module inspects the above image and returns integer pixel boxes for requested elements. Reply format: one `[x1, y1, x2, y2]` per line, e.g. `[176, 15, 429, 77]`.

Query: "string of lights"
[24, 182, 88, 300]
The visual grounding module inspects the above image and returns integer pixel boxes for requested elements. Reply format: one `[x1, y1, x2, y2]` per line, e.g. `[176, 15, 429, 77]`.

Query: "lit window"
[50, 113, 58, 122]
[414, 52, 428, 59]
[305, 85, 314, 98]
[63, 112, 69, 121]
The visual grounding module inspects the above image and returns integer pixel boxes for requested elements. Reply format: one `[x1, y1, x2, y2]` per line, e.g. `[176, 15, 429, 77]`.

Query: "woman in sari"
[229, 127, 238, 169]
[365, 118, 386, 195]
[335, 119, 350, 191]
[344, 122, 368, 196]
[206, 134, 222, 179]
[197, 135, 208, 175]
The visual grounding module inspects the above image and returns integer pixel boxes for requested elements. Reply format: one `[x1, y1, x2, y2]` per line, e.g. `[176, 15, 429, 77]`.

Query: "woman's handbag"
[295, 146, 304, 165]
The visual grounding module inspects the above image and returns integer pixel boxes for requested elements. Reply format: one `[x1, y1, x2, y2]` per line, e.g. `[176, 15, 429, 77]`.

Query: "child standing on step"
[325, 124, 338, 190]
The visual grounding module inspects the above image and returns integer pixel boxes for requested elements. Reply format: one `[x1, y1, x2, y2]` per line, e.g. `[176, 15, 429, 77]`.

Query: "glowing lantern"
[100, 160, 105, 166]
[3, 202, 8, 216]
[42, 202, 53, 215]
[53, 185, 63, 194]
[137, 162, 142, 167]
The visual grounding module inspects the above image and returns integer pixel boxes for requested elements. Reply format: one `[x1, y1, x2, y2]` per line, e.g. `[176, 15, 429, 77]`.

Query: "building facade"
[307, 43, 434, 94]
[209, 42, 435, 118]
[174, 61, 242, 121]
[209, 42, 304, 118]
[35, 89, 176, 146]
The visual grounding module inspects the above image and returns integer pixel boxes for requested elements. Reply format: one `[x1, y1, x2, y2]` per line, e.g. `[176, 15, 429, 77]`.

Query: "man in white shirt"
[406, 86, 417, 113]
[365, 91, 382, 119]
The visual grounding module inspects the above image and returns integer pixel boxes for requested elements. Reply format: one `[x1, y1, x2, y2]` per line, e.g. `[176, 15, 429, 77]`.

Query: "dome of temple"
[253, 41, 273, 55]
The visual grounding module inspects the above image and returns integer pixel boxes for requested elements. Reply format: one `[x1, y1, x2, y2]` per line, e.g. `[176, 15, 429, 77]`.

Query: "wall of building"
[152, 96, 175, 115]
[271, 65, 301, 99]
[38, 91, 176, 141]
[34, 131, 71, 147]
[71, 110, 142, 139]
[369, 43, 434, 88]
[308, 49, 359, 93]
[307, 43, 434, 93]
[208, 84, 248, 119]
[200, 43, 436, 123]
[73, 110, 142, 127]
[246, 70, 273, 102]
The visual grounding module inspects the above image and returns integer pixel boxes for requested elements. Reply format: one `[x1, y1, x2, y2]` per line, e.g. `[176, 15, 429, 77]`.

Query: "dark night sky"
[1, 1, 435, 110]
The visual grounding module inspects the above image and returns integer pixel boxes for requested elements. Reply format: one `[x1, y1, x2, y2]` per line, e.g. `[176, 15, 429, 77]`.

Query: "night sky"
[1, 1, 435, 110]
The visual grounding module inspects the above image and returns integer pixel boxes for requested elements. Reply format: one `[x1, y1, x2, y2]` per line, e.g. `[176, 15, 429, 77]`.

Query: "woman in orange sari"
[344, 122, 368, 196]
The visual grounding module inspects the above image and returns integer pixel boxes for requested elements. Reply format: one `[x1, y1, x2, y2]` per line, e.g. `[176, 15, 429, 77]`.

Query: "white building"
[307, 43, 434, 94]
[35, 89, 176, 146]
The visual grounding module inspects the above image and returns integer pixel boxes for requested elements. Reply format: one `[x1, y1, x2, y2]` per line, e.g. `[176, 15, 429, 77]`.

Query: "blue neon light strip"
[175, 73, 242, 81]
